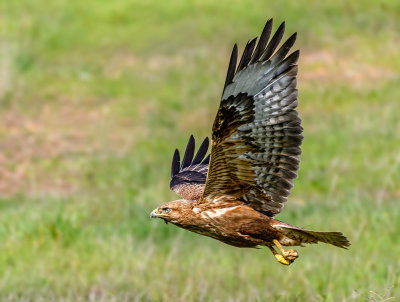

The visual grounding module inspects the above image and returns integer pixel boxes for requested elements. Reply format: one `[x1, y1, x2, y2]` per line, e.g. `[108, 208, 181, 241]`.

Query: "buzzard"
[150, 19, 350, 265]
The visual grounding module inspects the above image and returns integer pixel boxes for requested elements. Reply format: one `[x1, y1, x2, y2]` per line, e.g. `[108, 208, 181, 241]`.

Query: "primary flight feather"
[150, 19, 350, 265]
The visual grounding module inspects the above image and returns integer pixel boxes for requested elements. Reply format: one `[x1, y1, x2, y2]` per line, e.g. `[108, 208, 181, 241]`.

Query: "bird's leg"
[268, 246, 290, 265]
[272, 239, 299, 263]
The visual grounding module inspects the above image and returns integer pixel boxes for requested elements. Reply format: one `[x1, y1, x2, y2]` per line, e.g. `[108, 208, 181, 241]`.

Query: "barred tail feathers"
[273, 224, 350, 249]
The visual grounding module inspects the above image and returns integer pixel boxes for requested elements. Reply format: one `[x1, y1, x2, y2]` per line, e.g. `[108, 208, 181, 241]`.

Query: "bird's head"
[150, 200, 191, 224]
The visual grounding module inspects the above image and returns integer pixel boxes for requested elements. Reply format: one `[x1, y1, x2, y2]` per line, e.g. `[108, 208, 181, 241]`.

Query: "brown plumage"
[150, 19, 350, 265]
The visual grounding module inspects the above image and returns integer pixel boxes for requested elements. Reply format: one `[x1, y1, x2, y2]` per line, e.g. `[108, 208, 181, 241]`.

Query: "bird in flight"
[150, 19, 350, 265]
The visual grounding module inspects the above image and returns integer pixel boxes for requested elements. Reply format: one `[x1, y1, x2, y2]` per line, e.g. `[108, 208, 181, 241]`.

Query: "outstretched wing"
[202, 19, 303, 216]
[170, 135, 210, 200]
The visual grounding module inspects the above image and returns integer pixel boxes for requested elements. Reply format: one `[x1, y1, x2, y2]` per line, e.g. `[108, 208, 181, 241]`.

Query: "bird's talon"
[284, 249, 298, 261]
[274, 254, 290, 265]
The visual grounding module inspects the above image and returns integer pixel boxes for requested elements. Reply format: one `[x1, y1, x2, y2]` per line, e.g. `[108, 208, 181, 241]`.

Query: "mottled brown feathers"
[201, 19, 303, 216]
[153, 20, 350, 262]
[170, 19, 302, 215]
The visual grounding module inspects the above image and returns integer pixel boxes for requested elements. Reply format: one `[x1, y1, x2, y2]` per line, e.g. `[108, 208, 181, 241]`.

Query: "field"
[1, 0, 400, 301]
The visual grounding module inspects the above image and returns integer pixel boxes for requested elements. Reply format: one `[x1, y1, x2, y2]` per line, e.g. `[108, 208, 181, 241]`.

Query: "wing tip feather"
[171, 148, 180, 178]
[223, 44, 238, 90]
[181, 135, 195, 169]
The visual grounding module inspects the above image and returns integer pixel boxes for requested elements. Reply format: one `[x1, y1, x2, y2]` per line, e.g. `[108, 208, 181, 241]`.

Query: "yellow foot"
[283, 249, 298, 261]
[274, 254, 290, 265]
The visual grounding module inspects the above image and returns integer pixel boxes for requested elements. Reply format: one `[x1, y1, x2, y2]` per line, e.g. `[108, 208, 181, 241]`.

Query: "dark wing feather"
[260, 21, 285, 62]
[223, 44, 238, 90]
[202, 19, 302, 216]
[171, 149, 180, 178]
[181, 135, 195, 169]
[192, 137, 209, 165]
[236, 38, 257, 72]
[250, 19, 273, 64]
[170, 136, 210, 200]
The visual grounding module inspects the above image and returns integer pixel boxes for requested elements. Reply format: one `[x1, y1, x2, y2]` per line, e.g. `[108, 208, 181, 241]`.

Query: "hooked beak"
[150, 209, 158, 219]
[149, 209, 169, 224]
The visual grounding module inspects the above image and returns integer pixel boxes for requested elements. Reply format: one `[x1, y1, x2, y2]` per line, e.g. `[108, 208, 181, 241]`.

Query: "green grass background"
[1, 0, 400, 301]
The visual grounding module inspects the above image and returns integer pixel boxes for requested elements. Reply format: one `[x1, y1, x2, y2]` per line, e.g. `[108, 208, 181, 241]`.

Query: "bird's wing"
[170, 135, 210, 200]
[201, 19, 303, 216]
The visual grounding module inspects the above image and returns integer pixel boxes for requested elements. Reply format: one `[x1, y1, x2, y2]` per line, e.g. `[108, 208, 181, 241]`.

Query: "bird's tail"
[273, 224, 351, 249]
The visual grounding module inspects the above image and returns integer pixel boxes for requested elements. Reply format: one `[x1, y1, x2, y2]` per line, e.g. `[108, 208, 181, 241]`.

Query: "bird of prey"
[150, 19, 350, 265]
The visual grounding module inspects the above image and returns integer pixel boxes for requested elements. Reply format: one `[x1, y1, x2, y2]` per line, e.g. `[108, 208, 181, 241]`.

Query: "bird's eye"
[162, 207, 171, 213]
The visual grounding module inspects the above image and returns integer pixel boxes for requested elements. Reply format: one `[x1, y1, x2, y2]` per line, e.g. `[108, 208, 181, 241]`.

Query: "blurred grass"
[1, 0, 400, 301]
